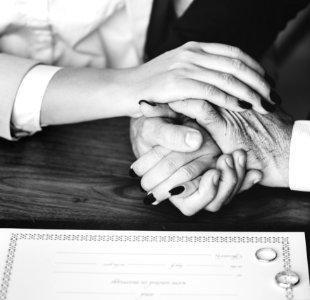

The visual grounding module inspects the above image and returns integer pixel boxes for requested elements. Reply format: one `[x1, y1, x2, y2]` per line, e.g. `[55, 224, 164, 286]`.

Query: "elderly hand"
[167, 151, 261, 215]
[168, 100, 293, 187]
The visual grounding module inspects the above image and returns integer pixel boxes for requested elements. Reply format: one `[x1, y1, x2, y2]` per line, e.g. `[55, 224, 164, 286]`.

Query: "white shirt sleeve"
[11, 65, 62, 138]
[289, 121, 310, 191]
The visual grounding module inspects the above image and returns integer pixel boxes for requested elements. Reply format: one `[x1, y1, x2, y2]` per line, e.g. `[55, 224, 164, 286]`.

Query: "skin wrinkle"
[209, 107, 294, 186]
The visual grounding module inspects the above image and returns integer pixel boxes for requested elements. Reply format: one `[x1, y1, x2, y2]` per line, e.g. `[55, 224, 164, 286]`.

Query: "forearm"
[41, 67, 140, 126]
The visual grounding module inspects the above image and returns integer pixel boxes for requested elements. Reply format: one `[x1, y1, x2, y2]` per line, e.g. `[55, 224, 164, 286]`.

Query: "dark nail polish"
[270, 89, 282, 105]
[264, 73, 276, 88]
[169, 186, 185, 196]
[138, 100, 156, 106]
[144, 193, 156, 205]
[261, 99, 276, 113]
[129, 168, 139, 178]
[238, 100, 252, 110]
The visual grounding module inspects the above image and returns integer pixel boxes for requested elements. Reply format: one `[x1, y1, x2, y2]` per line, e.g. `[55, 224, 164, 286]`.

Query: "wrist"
[263, 120, 293, 188]
[105, 68, 143, 118]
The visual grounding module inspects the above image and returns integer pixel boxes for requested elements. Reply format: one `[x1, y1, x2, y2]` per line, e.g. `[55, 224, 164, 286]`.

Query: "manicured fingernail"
[270, 89, 282, 105]
[213, 173, 220, 186]
[265, 73, 276, 88]
[238, 155, 246, 167]
[225, 156, 234, 168]
[185, 130, 202, 148]
[238, 100, 252, 110]
[138, 100, 156, 106]
[129, 168, 139, 178]
[169, 186, 185, 196]
[144, 193, 156, 205]
[261, 99, 276, 113]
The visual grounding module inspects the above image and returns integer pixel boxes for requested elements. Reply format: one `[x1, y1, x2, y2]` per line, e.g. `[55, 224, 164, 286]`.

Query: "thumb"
[169, 100, 224, 136]
[141, 117, 203, 152]
[156, 121, 203, 152]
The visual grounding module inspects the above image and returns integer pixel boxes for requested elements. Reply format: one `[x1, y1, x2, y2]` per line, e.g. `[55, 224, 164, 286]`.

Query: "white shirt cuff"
[11, 65, 62, 137]
[289, 121, 310, 191]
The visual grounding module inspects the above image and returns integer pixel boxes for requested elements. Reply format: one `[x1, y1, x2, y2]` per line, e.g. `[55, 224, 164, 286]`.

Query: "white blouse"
[0, 0, 153, 68]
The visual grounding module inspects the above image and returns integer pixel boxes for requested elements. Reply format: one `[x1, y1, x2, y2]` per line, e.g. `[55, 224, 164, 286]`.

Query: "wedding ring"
[255, 247, 277, 262]
[275, 270, 300, 289]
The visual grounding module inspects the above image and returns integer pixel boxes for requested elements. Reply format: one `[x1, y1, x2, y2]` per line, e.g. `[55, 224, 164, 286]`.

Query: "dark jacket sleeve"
[147, 0, 309, 60]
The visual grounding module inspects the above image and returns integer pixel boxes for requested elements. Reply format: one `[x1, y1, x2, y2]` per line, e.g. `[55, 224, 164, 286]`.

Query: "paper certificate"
[0, 230, 309, 300]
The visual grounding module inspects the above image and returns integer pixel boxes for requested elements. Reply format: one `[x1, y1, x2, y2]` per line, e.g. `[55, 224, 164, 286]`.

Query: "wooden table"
[1, 117, 310, 234]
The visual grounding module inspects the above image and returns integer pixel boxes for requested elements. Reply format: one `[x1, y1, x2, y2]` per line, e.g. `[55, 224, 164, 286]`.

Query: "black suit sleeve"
[148, 0, 309, 60]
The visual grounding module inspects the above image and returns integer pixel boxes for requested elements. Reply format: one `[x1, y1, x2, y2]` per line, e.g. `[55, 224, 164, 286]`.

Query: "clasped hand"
[129, 43, 293, 216]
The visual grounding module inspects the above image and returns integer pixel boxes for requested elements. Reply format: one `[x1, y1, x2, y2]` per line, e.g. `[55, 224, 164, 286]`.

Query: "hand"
[168, 100, 294, 187]
[167, 151, 261, 215]
[131, 106, 262, 208]
[131, 117, 221, 197]
[130, 115, 204, 157]
[122, 42, 278, 117]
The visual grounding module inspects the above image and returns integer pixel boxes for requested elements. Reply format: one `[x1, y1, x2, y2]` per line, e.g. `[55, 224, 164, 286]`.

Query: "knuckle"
[220, 73, 235, 85]
[165, 158, 179, 173]
[221, 93, 232, 107]
[177, 49, 194, 63]
[229, 45, 242, 57]
[198, 101, 211, 123]
[231, 58, 245, 71]
[152, 147, 166, 161]
[181, 164, 197, 181]
[204, 84, 218, 97]
[183, 41, 198, 49]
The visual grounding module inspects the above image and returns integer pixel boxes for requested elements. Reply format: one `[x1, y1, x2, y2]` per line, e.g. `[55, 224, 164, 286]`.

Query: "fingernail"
[138, 100, 156, 106]
[261, 99, 276, 113]
[129, 168, 139, 178]
[238, 155, 246, 167]
[185, 130, 202, 148]
[144, 193, 156, 205]
[213, 173, 220, 186]
[225, 156, 234, 168]
[253, 177, 261, 185]
[265, 73, 276, 88]
[270, 89, 282, 105]
[238, 100, 252, 110]
[169, 186, 185, 196]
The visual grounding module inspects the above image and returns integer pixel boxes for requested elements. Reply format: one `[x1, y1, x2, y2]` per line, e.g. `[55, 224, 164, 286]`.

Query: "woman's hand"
[168, 151, 262, 216]
[123, 42, 279, 117]
[131, 118, 221, 202]
[134, 149, 262, 216]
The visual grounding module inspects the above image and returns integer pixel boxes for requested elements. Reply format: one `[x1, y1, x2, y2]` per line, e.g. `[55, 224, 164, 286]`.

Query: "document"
[0, 229, 309, 300]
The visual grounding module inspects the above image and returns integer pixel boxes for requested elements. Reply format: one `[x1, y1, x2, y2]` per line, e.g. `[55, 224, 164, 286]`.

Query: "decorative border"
[0, 233, 292, 300]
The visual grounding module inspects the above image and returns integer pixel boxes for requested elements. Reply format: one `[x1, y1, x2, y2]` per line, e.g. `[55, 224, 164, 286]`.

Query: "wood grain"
[0, 117, 310, 232]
